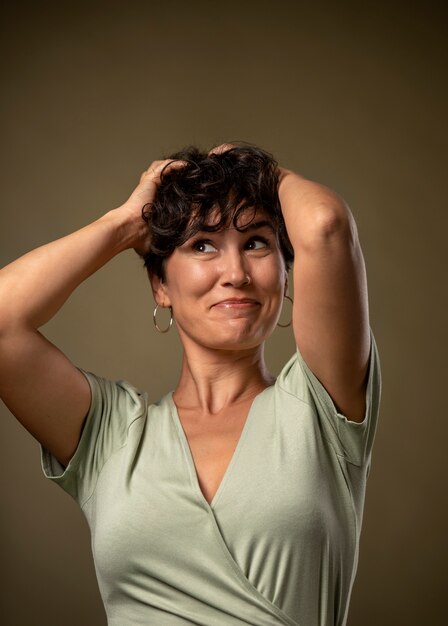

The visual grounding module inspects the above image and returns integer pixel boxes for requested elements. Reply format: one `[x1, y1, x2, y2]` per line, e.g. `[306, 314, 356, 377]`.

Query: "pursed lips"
[212, 298, 260, 309]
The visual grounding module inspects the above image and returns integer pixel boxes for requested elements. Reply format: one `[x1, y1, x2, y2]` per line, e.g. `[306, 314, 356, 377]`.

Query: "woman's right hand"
[116, 158, 187, 256]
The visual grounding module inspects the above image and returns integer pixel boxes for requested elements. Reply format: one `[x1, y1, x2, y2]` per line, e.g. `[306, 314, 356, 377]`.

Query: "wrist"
[98, 207, 148, 255]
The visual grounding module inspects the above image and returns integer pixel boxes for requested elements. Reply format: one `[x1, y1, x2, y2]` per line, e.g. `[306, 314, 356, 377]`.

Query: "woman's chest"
[85, 395, 360, 626]
[87, 399, 357, 596]
[177, 405, 252, 506]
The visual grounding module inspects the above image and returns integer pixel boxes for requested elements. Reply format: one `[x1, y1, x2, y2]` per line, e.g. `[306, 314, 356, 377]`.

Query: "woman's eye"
[246, 237, 268, 250]
[193, 240, 217, 253]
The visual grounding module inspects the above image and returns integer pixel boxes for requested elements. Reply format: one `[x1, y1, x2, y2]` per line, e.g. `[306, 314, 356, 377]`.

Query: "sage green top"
[41, 327, 381, 626]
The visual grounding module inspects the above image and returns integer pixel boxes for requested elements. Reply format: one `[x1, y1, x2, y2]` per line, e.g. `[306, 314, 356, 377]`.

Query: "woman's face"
[150, 210, 287, 353]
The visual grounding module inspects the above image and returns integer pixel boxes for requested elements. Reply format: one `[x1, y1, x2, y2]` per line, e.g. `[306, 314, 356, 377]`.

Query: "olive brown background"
[1, 1, 446, 624]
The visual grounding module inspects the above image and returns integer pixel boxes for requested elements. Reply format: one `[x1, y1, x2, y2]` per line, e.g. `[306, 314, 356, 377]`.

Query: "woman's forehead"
[198, 205, 274, 229]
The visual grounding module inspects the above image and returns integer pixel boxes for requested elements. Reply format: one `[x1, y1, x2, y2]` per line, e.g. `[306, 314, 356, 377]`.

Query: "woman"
[0, 143, 381, 625]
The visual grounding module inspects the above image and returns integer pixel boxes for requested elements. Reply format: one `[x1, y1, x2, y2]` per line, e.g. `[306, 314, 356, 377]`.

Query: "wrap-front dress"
[41, 327, 381, 625]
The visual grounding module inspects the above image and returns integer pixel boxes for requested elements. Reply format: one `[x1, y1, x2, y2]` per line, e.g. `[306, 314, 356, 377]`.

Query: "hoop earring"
[153, 304, 173, 333]
[277, 295, 293, 328]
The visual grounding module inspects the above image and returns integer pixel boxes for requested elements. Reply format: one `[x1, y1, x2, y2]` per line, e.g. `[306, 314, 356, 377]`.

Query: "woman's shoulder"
[269, 332, 382, 467]
[274, 349, 311, 403]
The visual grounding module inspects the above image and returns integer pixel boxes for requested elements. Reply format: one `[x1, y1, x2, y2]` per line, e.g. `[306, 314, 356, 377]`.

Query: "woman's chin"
[199, 328, 268, 352]
[176, 317, 274, 353]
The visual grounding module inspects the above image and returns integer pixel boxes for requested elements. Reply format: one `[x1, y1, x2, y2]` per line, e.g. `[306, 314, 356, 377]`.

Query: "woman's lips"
[213, 299, 259, 309]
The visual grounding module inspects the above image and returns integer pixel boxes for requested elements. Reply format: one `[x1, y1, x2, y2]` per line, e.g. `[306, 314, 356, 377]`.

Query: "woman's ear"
[147, 269, 170, 307]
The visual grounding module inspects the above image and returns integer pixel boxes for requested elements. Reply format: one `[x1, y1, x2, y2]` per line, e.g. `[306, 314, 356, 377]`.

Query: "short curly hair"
[142, 142, 294, 280]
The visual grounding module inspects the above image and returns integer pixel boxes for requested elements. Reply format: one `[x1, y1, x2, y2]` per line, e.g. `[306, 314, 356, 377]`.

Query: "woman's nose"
[220, 251, 251, 287]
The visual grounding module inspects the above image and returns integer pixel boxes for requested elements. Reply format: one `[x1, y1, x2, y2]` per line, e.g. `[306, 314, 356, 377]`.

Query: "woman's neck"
[172, 341, 275, 415]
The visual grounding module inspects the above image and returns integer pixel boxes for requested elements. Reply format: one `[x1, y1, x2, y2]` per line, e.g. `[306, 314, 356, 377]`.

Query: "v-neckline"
[169, 388, 268, 510]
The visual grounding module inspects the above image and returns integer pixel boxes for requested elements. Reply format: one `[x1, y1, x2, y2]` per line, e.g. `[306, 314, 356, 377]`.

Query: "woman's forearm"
[0, 208, 139, 332]
[0, 159, 187, 334]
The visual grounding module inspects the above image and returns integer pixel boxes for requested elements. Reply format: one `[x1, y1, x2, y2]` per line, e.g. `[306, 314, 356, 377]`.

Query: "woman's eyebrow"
[194, 220, 276, 235]
[237, 220, 276, 233]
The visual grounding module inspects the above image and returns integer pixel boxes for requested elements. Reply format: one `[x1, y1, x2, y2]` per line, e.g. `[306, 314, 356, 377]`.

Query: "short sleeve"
[40, 369, 148, 507]
[277, 326, 382, 468]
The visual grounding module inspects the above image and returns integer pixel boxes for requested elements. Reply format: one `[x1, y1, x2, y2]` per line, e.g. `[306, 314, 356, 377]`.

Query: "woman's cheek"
[187, 262, 218, 292]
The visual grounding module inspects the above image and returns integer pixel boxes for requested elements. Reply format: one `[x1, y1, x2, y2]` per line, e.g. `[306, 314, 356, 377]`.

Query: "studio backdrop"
[0, 1, 446, 625]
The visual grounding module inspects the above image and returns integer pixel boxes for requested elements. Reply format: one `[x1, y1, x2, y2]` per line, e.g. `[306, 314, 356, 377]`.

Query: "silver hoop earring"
[153, 304, 173, 333]
[277, 295, 293, 328]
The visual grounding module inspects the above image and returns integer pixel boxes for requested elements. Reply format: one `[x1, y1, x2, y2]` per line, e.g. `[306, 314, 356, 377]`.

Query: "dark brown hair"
[142, 142, 294, 280]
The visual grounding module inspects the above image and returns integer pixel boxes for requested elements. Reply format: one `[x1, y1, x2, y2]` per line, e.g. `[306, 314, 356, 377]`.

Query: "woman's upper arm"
[291, 205, 371, 423]
[0, 327, 91, 467]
